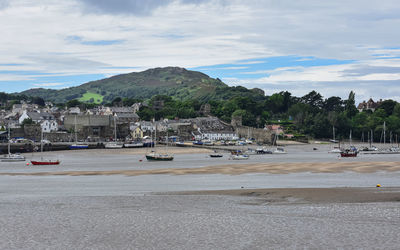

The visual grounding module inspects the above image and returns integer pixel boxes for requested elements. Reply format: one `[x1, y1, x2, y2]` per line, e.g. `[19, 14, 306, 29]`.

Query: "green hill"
[21, 67, 265, 103]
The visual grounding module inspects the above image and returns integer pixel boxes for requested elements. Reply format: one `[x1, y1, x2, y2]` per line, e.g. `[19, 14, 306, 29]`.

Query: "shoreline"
[169, 187, 400, 204]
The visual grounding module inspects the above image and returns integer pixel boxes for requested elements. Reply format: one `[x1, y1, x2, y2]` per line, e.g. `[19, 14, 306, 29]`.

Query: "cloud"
[78, 0, 216, 15]
[33, 82, 66, 87]
[0, 0, 8, 9]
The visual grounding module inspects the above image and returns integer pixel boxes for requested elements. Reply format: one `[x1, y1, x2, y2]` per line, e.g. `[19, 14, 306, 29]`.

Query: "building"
[18, 111, 58, 132]
[357, 98, 382, 112]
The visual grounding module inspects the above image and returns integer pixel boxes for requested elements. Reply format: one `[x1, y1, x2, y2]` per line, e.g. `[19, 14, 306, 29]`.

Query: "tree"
[301, 91, 323, 109]
[377, 99, 397, 116]
[344, 91, 358, 117]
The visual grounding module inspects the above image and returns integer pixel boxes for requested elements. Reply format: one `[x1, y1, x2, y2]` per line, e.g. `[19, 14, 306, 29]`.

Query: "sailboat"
[69, 115, 89, 149]
[145, 122, 174, 161]
[340, 130, 358, 157]
[0, 126, 25, 162]
[105, 115, 123, 149]
[329, 127, 342, 153]
[31, 130, 60, 165]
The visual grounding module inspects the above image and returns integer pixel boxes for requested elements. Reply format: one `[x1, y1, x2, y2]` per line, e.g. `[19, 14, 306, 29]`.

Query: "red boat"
[31, 160, 61, 165]
[340, 149, 358, 157]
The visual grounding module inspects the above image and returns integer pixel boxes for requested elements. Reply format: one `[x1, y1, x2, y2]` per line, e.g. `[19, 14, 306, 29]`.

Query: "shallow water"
[0, 145, 399, 249]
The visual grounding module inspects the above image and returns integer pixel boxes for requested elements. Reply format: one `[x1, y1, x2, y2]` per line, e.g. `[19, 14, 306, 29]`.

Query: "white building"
[19, 110, 58, 132]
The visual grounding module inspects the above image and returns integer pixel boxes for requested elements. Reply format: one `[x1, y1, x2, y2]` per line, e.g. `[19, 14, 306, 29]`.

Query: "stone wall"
[235, 126, 274, 144]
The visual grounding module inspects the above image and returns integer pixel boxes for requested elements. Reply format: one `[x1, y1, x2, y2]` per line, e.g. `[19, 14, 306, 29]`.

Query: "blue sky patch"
[190, 56, 355, 80]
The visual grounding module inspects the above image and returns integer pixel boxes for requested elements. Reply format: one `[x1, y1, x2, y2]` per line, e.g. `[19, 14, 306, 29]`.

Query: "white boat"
[1, 126, 26, 162]
[105, 141, 123, 149]
[105, 115, 123, 149]
[273, 147, 287, 154]
[123, 141, 144, 148]
[69, 115, 89, 149]
[329, 147, 342, 153]
[1, 153, 25, 162]
[231, 154, 249, 160]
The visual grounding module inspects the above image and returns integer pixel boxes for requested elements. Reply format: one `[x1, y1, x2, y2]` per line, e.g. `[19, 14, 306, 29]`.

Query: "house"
[104, 107, 139, 123]
[18, 111, 58, 132]
[138, 121, 155, 132]
[357, 98, 382, 112]
[129, 123, 143, 139]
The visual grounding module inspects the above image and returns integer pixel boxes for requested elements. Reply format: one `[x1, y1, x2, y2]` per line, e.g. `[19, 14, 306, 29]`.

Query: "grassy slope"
[78, 92, 104, 104]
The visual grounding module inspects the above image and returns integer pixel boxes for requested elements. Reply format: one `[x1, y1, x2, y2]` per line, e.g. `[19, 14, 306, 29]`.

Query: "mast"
[40, 129, 44, 160]
[74, 115, 78, 143]
[7, 125, 10, 155]
[349, 130, 352, 146]
[333, 126, 335, 142]
[371, 129, 373, 146]
[384, 121, 386, 145]
[113, 115, 117, 141]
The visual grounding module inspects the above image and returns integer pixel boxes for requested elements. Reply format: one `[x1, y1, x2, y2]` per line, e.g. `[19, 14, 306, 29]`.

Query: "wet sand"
[2, 161, 400, 176]
[173, 187, 400, 204]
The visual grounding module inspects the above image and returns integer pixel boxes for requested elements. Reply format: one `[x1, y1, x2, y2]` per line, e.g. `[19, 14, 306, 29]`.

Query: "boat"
[1, 153, 25, 162]
[340, 148, 358, 157]
[175, 141, 185, 147]
[329, 147, 342, 153]
[230, 154, 249, 160]
[340, 131, 358, 157]
[145, 123, 174, 161]
[273, 147, 287, 154]
[192, 140, 203, 145]
[30, 130, 60, 165]
[1, 126, 26, 162]
[123, 141, 144, 148]
[69, 115, 89, 149]
[105, 141, 123, 149]
[145, 151, 174, 161]
[105, 115, 123, 149]
[210, 150, 223, 158]
[256, 147, 273, 154]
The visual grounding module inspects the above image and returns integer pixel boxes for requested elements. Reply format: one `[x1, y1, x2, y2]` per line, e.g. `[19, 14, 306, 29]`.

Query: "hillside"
[21, 67, 265, 103]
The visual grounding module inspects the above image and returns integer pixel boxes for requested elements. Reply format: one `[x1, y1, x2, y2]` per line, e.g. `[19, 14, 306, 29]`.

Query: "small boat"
[31, 159, 60, 165]
[145, 124, 173, 161]
[145, 152, 174, 161]
[340, 149, 358, 157]
[273, 147, 287, 154]
[1, 126, 26, 162]
[31, 130, 60, 165]
[70, 115, 89, 149]
[123, 141, 144, 148]
[231, 154, 249, 160]
[329, 147, 342, 153]
[210, 151, 223, 158]
[175, 141, 185, 147]
[256, 147, 273, 154]
[192, 140, 203, 145]
[69, 143, 89, 149]
[1, 153, 25, 162]
[105, 141, 123, 149]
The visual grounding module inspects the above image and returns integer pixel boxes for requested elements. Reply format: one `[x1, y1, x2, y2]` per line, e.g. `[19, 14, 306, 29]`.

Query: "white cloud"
[32, 82, 66, 87]
[0, 0, 399, 100]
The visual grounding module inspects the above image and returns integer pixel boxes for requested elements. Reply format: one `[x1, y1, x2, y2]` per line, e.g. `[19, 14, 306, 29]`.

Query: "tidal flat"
[0, 144, 399, 249]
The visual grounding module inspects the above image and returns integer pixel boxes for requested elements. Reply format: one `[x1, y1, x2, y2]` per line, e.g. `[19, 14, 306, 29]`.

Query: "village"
[0, 101, 278, 152]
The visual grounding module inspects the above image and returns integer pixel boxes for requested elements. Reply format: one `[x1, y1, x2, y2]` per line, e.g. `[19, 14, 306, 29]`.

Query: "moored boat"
[145, 152, 174, 161]
[31, 159, 60, 165]
[1, 153, 25, 162]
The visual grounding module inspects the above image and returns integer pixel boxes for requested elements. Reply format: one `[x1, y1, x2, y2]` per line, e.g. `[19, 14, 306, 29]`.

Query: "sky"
[1, 0, 400, 104]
